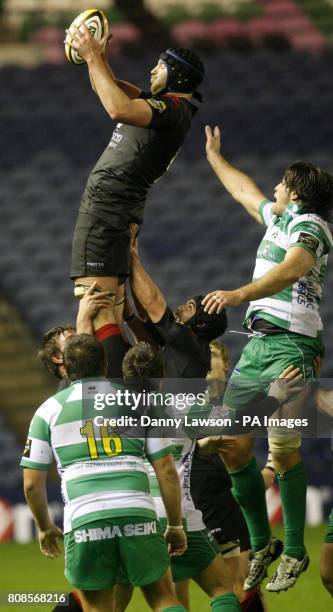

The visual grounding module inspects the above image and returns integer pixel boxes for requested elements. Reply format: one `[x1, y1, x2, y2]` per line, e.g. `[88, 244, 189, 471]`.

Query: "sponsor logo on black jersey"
[296, 232, 319, 252]
[147, 99, 167, 113]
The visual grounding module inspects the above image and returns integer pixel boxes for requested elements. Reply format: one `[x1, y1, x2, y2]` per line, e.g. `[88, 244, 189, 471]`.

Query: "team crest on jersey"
[296, 232, 319, 253]
[23, 438, 31, 457]
[147, 98, 167, 113]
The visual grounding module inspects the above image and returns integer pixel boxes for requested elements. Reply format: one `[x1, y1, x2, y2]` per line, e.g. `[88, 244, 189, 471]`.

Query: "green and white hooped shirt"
[20, 381, 173, 534]
[147, 398, 215, 533]
[147, 437, 205, 532]
[244, 200, 333, 338]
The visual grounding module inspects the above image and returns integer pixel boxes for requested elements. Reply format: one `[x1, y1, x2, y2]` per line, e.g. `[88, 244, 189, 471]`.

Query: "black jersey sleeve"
[154, 307, 207, 360]
[140, 92, 187, 130]
[154, 307, 186, 342]
[143, 319, 166, 348]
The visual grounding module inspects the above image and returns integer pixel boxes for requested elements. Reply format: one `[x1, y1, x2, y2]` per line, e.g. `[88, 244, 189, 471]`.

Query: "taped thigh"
[268, 430, 301, 454]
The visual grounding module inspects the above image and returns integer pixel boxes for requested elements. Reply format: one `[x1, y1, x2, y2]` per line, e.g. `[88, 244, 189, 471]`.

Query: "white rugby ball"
[65, 9, 108, 65]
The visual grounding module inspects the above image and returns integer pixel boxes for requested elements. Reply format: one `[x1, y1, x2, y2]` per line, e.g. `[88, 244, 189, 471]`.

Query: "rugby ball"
[65, 9, 108, 65]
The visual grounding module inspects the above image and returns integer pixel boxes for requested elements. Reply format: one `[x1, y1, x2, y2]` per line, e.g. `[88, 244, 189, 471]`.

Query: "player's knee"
[222, 437, 254, 470]
[142, 570, 179, 609]
[74, 278, 117, 298]
[268, 434, 301, 455]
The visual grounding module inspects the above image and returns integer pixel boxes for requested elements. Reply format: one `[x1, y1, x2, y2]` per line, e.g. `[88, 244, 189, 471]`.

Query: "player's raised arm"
[71, 23, 153, 126]
[90, 54, 142, 99]
[130, 225, 167, 323]
[205, 125, 266, 223]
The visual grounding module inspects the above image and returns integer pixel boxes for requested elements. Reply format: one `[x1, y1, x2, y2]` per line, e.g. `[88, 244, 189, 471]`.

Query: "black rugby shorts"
[71, 212, 131, 279]
[191, 454, 251, 552]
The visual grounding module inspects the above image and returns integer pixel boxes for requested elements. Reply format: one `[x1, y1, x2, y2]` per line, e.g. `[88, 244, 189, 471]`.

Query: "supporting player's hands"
[197, 435, 237, 455]
[268, 365, 303, 405]
[164, 526, 187, 557]
[205, 125, 221, 160]
[39, 524, 64, 559]
[76, 282, 114, 333]
[67, 21, 109, 62]
[202, 288, 245, 313]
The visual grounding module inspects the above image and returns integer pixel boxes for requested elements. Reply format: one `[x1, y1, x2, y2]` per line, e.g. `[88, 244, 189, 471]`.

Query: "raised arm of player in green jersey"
[23, 468, 63, 558]
[205, 125, 266, 224]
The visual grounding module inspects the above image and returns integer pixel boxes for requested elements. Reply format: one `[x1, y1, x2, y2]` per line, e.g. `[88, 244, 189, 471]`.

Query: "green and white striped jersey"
[147, 397, 220, 532]
[20, 380, 173, 534]
[148, 437, 205, 532]
[244, 200, 333, 337]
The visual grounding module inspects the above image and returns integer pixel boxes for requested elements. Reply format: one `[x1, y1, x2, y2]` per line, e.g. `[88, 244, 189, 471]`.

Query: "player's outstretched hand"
[164, 526, 187, 557]
[268, 365, 303, 405]
[39, 525, 64, 559]
[205, 125, 221, 159]
[202, 289, 244, 313]
[68, 22, 109, 62]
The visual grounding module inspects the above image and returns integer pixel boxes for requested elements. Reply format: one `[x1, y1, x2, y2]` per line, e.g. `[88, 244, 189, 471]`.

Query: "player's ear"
[52, 353, 63, 365]
[289, 189, 299, 201]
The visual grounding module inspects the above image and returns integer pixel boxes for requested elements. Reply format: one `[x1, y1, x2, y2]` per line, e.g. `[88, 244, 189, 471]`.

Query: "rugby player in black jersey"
[68, 20, 204, 328]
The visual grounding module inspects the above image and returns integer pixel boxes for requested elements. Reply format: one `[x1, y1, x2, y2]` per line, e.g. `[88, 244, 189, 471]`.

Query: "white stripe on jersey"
[26, 439, 53, 465]
[65, 491, 156, 533]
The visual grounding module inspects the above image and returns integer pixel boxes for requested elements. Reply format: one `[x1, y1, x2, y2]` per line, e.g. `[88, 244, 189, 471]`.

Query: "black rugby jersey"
[148, 307, 211, 379]
[79, 93, 197, 228]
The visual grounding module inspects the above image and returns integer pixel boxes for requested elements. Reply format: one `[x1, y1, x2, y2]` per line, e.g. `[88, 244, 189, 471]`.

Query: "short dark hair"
[122, 342, 164, 380]
[284, 160, 333, 221]
[38, 325, 76, 378]
[63, 334, 106, 382]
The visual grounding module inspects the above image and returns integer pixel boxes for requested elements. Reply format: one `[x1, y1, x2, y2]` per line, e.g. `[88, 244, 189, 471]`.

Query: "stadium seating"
[1, 50, 333, 378]
[1, 45, 333, 514]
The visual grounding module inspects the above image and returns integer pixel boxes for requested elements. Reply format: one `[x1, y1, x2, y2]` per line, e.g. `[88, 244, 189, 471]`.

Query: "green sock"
[211, 593, 241, 611]
[277, 461, 306, 559]
[162, 607, 187, 611]
[229, 457, 271, 552]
